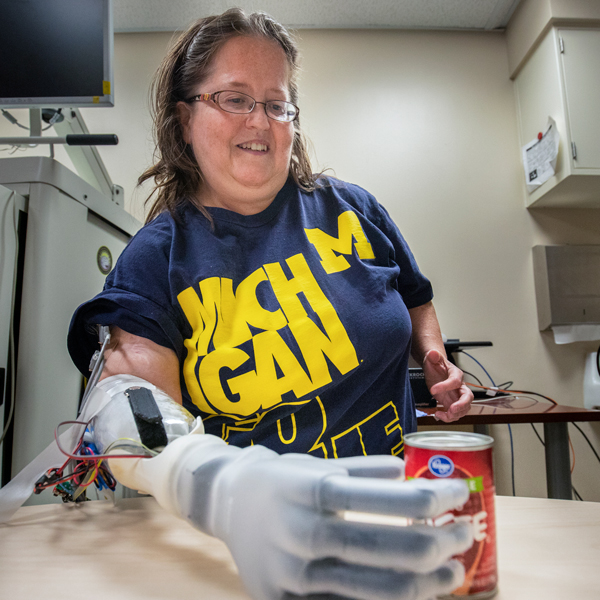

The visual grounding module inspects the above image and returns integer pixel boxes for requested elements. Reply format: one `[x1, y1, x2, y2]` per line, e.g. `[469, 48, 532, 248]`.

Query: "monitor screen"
[0, 0, 114, 108]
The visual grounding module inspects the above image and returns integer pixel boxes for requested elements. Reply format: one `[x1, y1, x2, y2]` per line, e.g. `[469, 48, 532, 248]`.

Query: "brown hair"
[139, 8, 316, 223]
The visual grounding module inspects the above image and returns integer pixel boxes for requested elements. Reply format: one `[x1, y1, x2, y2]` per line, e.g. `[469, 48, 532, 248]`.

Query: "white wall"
[2, 27, 599, 501]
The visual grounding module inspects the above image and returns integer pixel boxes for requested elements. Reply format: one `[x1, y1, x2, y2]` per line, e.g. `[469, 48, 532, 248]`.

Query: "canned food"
[404, 431, 498, 599]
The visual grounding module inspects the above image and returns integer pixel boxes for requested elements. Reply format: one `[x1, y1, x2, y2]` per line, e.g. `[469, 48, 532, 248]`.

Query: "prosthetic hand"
[92, 376, 474, 600]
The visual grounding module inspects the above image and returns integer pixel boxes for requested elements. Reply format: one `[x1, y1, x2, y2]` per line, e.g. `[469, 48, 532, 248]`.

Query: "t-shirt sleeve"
[67, 221, 185, 376]
[361, 191, 433, 309]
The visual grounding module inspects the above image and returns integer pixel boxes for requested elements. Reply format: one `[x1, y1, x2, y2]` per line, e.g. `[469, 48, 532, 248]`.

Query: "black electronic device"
[0, 0, 114, 109]
[409, 368, 436, 408]
[444, 339, 493, 364]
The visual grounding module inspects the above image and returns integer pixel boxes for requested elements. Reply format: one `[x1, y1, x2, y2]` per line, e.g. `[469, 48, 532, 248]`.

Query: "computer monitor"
[0, 0, 114, 109]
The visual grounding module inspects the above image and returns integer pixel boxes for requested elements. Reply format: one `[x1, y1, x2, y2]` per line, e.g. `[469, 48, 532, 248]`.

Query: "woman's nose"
[245, 102, 271, 129]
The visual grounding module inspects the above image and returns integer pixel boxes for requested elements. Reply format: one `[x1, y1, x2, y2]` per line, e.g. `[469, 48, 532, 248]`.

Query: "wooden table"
[418, 397, 600, 500]
[1, 495, 599, 600]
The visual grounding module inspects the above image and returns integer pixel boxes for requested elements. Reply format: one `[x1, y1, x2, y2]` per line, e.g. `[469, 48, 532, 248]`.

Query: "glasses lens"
[266, 101, 297, 122]
[217, 91, 254, 113]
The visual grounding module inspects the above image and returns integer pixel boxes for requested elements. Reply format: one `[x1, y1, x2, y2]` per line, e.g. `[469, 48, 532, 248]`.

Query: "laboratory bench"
[0, 495, 598, 599]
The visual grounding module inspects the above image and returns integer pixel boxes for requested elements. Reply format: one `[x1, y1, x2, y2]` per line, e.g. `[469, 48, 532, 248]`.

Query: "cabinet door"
[559, 29, 600, 170]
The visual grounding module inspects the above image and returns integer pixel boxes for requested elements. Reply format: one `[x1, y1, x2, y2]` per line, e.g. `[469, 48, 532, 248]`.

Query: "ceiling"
[113, 0, 524, 33]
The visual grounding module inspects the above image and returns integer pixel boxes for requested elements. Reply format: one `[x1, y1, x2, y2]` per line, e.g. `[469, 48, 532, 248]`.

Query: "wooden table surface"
[417, 396, 600, 426]
[1, 495, 599, 599]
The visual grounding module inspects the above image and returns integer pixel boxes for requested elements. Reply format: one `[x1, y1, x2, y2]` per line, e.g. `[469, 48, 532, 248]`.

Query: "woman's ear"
[176, 101, 192, 145]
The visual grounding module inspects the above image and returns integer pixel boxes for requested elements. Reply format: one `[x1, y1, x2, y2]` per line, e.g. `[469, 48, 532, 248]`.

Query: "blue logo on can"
[428, 455, 455, 477]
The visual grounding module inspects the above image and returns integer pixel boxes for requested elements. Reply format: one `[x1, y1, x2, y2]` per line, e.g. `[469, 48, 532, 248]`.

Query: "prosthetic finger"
[299, 558, 465, 600]
[279, 503, 471, 573]
[282, 594, 354, 600]
[317, 476, 469, 519]
[308, 517, 472, 573]
[332, 456, 404, 480]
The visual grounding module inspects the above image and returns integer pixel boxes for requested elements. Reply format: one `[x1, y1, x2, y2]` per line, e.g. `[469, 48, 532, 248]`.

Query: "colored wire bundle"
[33, 420, 156, 503]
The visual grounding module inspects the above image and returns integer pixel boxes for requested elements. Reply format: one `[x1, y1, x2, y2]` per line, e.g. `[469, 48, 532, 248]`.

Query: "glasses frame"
[185, 90, 299, 123]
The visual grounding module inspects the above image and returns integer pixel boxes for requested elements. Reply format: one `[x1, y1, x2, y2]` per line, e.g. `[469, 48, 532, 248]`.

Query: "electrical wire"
[530, 423, 583, 501]
[507, 422, 515, 496]
[530, 423, 544, 446]
[570, 422, 600, 466]
[496, 381, 514, 390]
[568, 435, 575, 475]
[459, 351, 496, 386]
[0, 108, 59, 132]
[104, 438, 160, 457]
[465, 382, 558, 406]
[460, 369, 484, 387]
[78, 329, 112, 415]
[54, 421, 153, 461]
[1, 109, 29, 130]
[36, 424, 154, 500]
[503, 389, 558, 405]
[471, 394, 538, 408]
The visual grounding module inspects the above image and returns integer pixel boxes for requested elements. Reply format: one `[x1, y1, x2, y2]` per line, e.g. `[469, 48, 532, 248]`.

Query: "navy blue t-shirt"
[68, 178, 433, 458]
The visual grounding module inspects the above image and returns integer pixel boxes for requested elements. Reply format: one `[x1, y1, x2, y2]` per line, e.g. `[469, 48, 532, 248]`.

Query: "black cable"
[496, 380, 514, 390]
[504, 388, 557, 405]
[460, 369, 484, 386]
[570, 422, 600, 466]
[507, 424, 515, 496]
[530, 423, 544, 446]
[572, 486, 583, 501]
[597, 344, 600, 377]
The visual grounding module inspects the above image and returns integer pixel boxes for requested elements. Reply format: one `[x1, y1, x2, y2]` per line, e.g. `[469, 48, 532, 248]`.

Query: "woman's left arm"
[408, 301, 473, 422]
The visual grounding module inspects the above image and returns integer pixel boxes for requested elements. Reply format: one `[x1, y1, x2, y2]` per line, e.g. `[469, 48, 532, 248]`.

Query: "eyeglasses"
[185, 90, 299, 123]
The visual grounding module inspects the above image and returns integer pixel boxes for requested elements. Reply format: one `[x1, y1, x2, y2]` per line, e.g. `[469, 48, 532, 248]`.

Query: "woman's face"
[178, 36, 295, 214]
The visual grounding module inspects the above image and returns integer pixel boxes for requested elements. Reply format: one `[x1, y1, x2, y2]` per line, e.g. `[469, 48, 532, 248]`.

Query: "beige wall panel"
[506, 0, 552, 76]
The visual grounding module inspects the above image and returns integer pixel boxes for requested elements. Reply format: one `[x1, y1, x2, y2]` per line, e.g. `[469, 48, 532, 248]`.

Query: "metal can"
[404, 431, 498, 599]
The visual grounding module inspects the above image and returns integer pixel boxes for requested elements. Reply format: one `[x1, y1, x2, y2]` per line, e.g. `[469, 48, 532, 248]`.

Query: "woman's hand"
[423, 349, 473, 422]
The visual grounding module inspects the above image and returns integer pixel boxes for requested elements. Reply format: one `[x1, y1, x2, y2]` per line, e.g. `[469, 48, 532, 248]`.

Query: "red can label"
[405, 443, 497, 597]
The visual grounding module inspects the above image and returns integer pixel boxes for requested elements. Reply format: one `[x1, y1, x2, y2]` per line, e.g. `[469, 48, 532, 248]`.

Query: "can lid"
[405, 431, 494, 450]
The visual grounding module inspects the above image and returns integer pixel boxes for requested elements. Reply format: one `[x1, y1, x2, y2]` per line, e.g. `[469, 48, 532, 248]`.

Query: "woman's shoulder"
[126, 202, 201, 249]
[306, 175, 383, 220]
[114, 205, 193, 275]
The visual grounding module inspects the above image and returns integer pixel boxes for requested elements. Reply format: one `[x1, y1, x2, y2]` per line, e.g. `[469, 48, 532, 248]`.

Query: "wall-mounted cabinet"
[515, 28, 600, 207]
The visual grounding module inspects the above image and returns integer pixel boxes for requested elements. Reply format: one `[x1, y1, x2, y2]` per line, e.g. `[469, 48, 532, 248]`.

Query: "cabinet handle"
[572, 142, 578, 160]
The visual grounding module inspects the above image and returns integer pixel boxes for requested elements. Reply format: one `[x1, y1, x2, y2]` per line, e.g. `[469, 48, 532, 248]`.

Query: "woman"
[68, 8, 472, 459]
[64, 10, 476, 600]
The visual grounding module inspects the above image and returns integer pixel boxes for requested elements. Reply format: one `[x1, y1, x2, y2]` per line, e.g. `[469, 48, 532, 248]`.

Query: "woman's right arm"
[92, 329, 472, 600]
[100, 326, 182, 404]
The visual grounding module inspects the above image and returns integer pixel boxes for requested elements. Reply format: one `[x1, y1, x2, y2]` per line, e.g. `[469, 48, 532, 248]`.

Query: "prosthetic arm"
[91, 375, 474, 600]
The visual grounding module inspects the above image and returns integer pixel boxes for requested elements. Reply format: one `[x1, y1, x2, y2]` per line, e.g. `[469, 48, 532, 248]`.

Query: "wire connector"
[89, 350, 101, 372]
[33, 468, 62, 494]
[486, 386, 499, 397]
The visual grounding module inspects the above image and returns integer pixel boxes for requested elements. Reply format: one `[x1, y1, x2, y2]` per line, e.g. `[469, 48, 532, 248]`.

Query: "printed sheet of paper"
[522, 117, 560, 194]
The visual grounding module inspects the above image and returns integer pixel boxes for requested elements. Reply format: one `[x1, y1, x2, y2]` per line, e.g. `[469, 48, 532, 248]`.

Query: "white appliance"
[0, 157, 140, 499]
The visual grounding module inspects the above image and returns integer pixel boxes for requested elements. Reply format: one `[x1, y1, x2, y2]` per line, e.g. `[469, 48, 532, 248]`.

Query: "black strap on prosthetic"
[125, 387, 168, 450]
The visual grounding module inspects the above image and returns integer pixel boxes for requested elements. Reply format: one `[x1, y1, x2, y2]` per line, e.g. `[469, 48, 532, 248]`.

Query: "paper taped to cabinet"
[522, 117, 559, 194]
